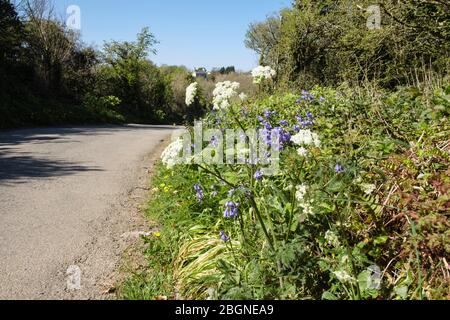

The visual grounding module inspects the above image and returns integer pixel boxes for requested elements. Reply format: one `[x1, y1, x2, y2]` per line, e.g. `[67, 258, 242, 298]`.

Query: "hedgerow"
[123, 83, 449, 300]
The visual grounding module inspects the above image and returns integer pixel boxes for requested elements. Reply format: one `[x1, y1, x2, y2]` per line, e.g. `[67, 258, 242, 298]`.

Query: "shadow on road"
[0, 124, 177, 147]
[0, 151, 103, 184]
[0, 125, 178, 184]
[0, 125, 176, 184]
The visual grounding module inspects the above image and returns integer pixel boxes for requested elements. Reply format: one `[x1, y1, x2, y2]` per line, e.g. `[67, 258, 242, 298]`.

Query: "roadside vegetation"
[122, 0, 449, 300]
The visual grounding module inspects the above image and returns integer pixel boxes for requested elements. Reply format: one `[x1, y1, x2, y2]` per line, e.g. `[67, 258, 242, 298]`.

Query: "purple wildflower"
[210, 135, 219, 147]
[279, 119, 289, 127]
[335, 164, 345, 174]
[194, 184, 204, 203]
[263, 110, 276, 119]
[260, 128, 272, 147]
[254, 169, 264, 181]
[224, 201, 239, 219]
[296, 114, 314, 128]
[293, 125, 301, 132]
[263, 121, 273, 130]
[301, 90, 315, 102]
[220, 231, 230, 242]
[272, 127, 291, 149]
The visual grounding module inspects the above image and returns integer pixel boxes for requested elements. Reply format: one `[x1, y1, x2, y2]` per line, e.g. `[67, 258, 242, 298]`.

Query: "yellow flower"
[154, 232, 161, 238]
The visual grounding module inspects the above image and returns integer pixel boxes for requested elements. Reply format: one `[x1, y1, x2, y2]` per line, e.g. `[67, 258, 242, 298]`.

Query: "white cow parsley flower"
[251, 66, 276, 84]
[291, 129, 321, 147]
[361, 183, 376, 195]
[161, 138, 184, 169]
[297, 147, 308, 157]
[300, 202, 314, 216]
[185, 82, 198, 106]
[212, 81, 240, 110]
[239, 92, 248, 101]
[333, 271, 355, 283]
[325, 230, 340, 247]
[295, 184, 308, 202]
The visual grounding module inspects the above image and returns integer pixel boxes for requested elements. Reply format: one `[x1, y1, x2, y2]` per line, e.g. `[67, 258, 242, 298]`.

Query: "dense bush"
[246, 0, 450, 89]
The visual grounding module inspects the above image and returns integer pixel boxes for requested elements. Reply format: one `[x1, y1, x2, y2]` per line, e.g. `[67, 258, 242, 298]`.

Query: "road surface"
[0, 125, 175, 299]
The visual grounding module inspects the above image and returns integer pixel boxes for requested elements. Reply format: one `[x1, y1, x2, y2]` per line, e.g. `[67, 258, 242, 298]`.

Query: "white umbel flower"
[251, 66, 276, 84]
[185, 82, 198, 106]
[325, 230, 340, 247]
[291, 129, 321, 147]
[212, 81, 240, 110]
[361, 183, 376, 195]
[295, 184, 308, 202]
[297, 147, 308, 157]
[333, 271, 355, 283]
[161, 138, 184, 169]
[300, 202, 314, 216]
[239, 92, 248, 101]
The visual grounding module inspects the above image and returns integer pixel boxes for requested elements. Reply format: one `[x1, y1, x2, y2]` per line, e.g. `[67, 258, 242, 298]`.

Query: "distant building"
[193, 67, 208, 79]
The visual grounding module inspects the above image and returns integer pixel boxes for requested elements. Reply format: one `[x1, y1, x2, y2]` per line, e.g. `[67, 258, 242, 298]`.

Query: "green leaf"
[394, 285, 409, 299]
[374, 235, 388, 245]
[322, 291, 338, 300]
[357, 270, 372, 292]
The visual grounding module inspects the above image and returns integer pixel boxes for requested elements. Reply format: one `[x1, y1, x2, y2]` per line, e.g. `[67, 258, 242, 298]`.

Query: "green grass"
[120, 165, 222, 300]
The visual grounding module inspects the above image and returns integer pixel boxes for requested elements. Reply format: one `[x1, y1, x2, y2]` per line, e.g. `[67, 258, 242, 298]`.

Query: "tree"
[0, 0, 23, 69]
[245, 0, 450, 88]
[100, 27, 170, 121]
[103, 27, 158, 65]
[245, 14, 281, 67]
[23, 0, 78, 93]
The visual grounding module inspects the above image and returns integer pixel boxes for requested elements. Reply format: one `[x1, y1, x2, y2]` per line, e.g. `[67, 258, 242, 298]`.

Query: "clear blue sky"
[55, 0, 291, 71]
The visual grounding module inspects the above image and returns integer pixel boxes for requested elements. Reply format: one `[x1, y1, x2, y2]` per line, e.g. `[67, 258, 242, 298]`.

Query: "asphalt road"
[0, 125, 175, 299]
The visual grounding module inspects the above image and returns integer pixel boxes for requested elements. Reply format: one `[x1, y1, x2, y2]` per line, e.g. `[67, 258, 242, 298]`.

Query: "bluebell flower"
[272, 127, 291, 149]
[224, 201, 239, 218]
[219, 231, 230, 242]
[263, 121, 273, 130]
[263, 110, 276, 119]
[293, 125, 301, 132]
[279, 119, 289, 127]
[194, 184, 204, 203]
[301, 90, 315, 102]
[260, 128, 272, 147]
[210, 135, 219, 147]
[254, 169, 264, 181]
[335, 164, 345, 174]
[296, 114, 315, 128]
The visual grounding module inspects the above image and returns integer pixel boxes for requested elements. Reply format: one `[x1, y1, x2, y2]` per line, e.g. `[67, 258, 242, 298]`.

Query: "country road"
[0, 125, 176, 300]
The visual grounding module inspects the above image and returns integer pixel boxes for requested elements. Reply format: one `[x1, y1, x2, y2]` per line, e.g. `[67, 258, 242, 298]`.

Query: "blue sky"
[55, 0, 291, 71]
